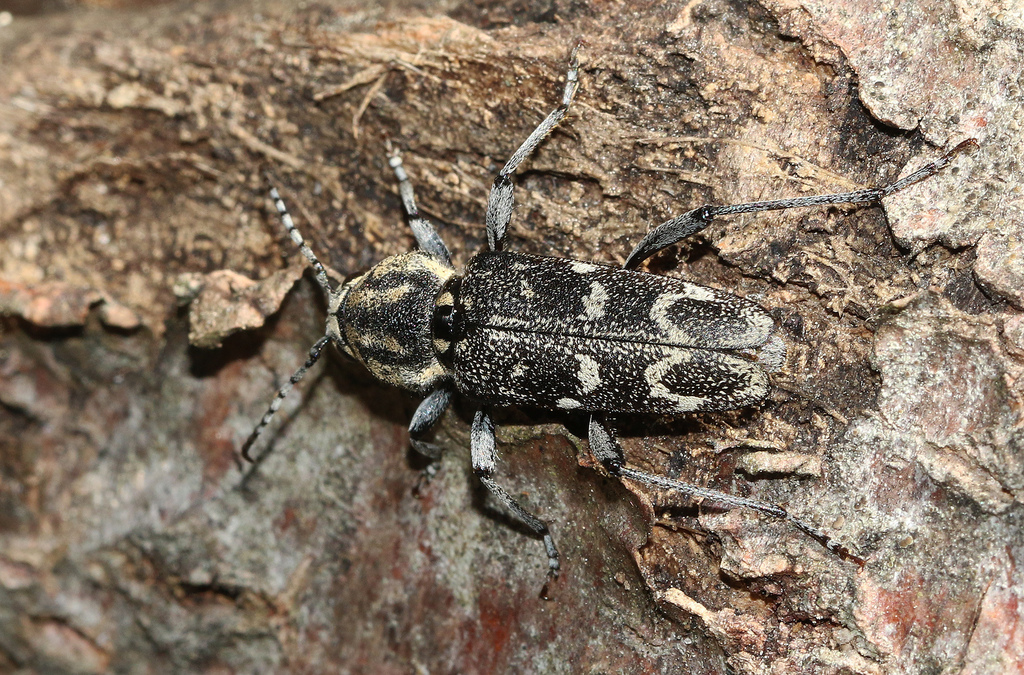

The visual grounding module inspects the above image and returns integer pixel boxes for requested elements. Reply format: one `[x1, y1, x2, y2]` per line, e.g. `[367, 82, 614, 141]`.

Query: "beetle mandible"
[242, 45, 976, 579]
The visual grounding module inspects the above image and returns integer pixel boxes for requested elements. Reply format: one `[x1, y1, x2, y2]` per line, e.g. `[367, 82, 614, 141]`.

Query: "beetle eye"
[433, 305, 454, 340]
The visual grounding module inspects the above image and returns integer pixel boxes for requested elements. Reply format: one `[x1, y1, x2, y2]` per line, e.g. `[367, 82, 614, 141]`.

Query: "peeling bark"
[1, 0, 1021, 673]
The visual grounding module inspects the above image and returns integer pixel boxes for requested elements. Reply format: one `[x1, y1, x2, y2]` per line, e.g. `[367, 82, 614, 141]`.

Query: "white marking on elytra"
[644, 350, 706, 412]
[649, 284, 773, 348]
[649, 291, 699, 344]
[575, 354, 601, 394]
[511, 361, 529, 381]
[579, 281, 608, 321]
[570, 260, 600, 274]
[556, 397, 582, 409]
[520, 279, 535, 299]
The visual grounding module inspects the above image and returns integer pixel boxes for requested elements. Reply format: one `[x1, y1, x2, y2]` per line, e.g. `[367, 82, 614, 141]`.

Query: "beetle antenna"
[242, 336, 330, 462]
[241, 185, 339, 462]
[268, 186, 335, 300]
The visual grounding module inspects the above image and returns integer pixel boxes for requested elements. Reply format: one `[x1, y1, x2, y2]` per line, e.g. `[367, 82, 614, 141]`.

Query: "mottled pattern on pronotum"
[242, 44, 976, 582]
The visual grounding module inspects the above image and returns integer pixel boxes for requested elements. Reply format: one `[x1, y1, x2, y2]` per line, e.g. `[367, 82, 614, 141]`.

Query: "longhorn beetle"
[242, 45, 976, 579]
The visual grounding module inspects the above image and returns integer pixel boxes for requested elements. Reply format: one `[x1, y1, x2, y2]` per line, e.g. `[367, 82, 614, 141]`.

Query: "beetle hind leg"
[588, 416, 864, 564]
[623, 138, 978, 270]
[472, 410, 560, 579]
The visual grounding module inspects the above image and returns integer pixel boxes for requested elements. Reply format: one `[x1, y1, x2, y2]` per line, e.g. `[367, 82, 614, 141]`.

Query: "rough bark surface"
[0, 0, 1021, 673]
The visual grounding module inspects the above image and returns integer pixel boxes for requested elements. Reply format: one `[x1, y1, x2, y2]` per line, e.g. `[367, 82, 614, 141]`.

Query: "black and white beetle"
[242, 46, 975, 579]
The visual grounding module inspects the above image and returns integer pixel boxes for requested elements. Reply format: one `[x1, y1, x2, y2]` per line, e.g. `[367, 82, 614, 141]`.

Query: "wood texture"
[0, 0, 1021, 673]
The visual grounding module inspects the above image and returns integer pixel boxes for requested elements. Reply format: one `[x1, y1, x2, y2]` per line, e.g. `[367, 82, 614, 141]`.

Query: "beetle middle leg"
[485, 45, 580, 252]
[588, 416, 864, 563]
[472, 409, 561, 578]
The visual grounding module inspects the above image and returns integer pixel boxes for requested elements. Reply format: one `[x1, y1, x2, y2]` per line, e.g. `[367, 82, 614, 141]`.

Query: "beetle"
[241, 45, 976, 579]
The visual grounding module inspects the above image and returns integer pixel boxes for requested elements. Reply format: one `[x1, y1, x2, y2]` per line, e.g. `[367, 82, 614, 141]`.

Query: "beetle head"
[329, 250, 455, 393]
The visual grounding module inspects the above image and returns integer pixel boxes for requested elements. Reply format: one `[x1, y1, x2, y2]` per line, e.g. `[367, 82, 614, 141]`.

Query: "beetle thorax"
[334, 250, 455, 393]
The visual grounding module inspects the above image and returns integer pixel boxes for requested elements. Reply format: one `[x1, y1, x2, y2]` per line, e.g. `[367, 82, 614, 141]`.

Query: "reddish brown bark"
[1, 0, 1020, 673]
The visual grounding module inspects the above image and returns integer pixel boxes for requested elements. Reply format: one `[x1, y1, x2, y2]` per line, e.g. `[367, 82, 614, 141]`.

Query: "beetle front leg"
[408, 388, 452, 460]
[588, 416, 863, 564]
[485, 45, 580, 252]
[386, 144, 453, 267]
[407, 388, 453, 490]
[472, 409, 560, 578]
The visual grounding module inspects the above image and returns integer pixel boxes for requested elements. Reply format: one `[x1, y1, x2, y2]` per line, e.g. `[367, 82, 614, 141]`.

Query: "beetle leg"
[588, 416, 864, 564]
[386, 144, 453, 267]
[485, 44, 580, 252]
[472, 409, 560, 578]
[408, 388, 452, 460]
[623, 138, 978, 270]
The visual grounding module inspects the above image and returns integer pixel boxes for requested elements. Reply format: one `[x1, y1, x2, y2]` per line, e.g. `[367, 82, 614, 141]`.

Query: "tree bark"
[0, 0, 1021, 673]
